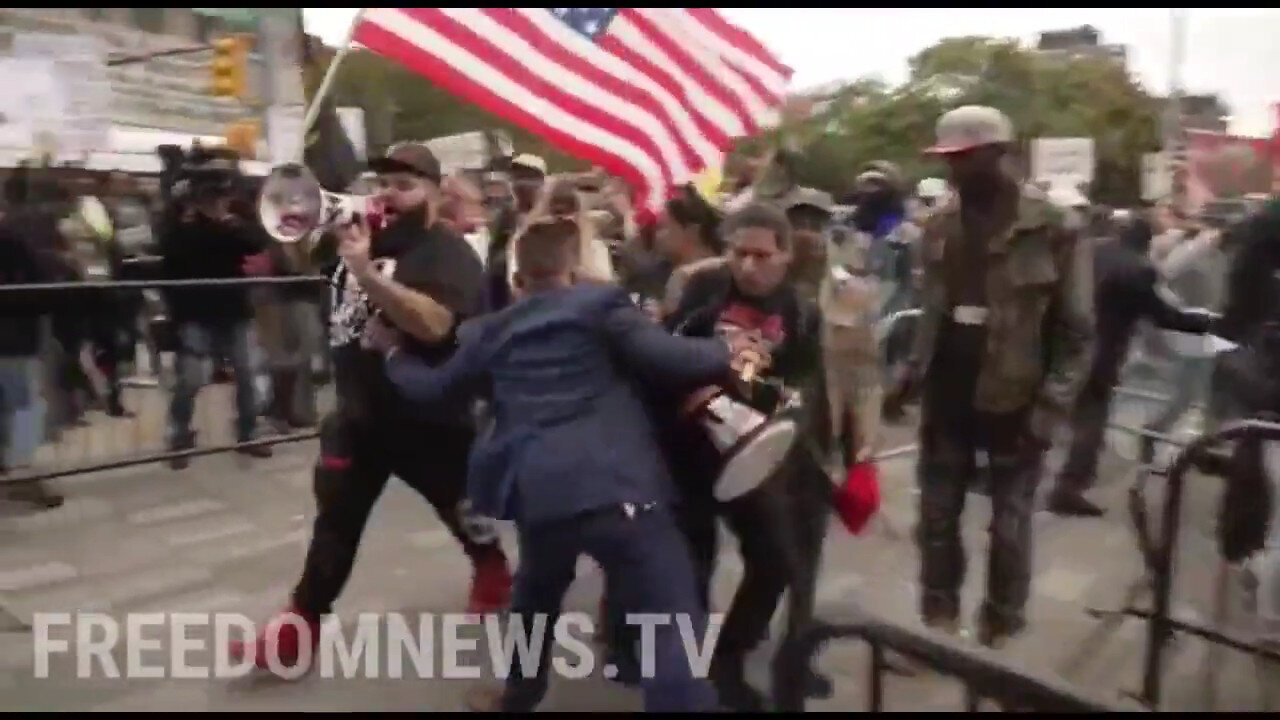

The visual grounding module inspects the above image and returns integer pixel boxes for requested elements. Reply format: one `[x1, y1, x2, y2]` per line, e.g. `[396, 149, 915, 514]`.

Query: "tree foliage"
[743, 36, 1164, 205]
[315, 34, 1164, 203]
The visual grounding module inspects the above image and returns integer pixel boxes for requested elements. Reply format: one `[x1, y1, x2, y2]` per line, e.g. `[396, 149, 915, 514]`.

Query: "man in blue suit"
[369, 216, 763, 712]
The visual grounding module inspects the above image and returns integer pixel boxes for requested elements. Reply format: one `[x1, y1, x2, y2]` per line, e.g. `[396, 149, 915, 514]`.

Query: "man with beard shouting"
[232, 143, 512, 672]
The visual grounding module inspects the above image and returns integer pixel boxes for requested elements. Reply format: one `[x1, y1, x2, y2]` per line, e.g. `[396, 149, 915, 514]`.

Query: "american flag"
[349, 8, 792, 218]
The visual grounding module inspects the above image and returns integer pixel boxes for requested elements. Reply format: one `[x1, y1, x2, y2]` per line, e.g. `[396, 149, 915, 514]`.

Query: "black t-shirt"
[661, 264, 829, 494]
[615, 245, 673, 307]
[329, 209, 485, 428]
[668, 265, 818, 387]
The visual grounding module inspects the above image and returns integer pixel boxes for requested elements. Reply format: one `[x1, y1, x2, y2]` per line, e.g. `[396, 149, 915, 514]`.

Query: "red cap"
[833, 461, 881, 535]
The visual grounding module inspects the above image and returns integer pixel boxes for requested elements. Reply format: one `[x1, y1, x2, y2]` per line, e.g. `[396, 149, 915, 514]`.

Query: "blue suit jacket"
[385, 284, 731, 526]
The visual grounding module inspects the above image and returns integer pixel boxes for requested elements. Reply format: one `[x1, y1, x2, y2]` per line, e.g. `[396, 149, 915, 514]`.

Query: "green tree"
[754, 35, 1162, 204]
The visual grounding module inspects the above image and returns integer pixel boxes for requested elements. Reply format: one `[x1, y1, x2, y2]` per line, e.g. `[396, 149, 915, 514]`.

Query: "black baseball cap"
[368, 142, 442, 184]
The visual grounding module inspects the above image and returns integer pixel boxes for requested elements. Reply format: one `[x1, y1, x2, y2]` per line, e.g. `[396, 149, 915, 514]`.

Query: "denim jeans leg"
[224, 322, 259, 443]
[168, 323, 210, 447]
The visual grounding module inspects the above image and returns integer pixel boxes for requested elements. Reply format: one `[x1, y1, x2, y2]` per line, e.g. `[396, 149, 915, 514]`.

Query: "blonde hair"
[508, 176, 615, 285]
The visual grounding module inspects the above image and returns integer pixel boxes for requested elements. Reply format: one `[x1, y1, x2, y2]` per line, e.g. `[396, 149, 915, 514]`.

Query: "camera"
[158, 143, 243, 207]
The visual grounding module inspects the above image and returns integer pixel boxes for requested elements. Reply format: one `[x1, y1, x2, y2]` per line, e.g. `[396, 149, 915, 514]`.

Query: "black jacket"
[1090, 225, 1212, 388]
[1218, 199, 1280, 344]
[0, 207, 66, 356]
[158, 210, 267, 324]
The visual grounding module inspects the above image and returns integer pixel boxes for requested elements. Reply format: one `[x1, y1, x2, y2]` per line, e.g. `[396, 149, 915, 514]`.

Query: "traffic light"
[210, 34, 251, 99]
[224, 120, 260, 159]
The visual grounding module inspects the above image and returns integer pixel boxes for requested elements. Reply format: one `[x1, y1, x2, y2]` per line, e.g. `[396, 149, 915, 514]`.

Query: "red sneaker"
[228, 606, 322, 675]
[466, 551, 512, 615]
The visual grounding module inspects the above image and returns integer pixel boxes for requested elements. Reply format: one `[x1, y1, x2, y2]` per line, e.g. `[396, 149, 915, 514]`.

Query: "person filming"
[158, 146, 273, 468]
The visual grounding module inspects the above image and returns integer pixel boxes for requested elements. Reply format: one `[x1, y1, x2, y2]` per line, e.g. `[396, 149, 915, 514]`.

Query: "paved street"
[23, 377, 337, 476]
[0, 391, 1274, 711]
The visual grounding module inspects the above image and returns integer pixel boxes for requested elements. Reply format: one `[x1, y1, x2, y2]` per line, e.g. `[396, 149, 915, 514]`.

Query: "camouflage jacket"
[908, 186, 1094, 436]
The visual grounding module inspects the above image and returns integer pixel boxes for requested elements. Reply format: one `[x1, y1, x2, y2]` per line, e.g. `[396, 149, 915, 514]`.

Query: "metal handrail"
[788, 605, 1138, 712]
[0, 276, 328, 292]
[0, 431, 319, 486]
[1138, 418, 1280, 709]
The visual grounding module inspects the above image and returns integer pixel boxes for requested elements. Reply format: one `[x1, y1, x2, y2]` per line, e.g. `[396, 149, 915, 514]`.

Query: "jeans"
[0, 356, 45, 468]
[167, 320, 258, 444]
[917, 403, 1043, 630]
[1146, 355, 1215, 435]
[503, 504, 718, 712]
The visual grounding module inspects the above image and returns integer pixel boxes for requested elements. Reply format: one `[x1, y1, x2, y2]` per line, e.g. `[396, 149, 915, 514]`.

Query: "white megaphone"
[680, 359, 800, 503]
[258, 163, 387, 243]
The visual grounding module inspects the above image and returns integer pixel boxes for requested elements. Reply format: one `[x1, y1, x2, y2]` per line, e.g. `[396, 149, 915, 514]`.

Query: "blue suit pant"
[502, 503, 719, 712]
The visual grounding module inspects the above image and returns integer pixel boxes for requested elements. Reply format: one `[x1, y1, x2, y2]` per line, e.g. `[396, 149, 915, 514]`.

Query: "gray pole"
[257, 16, 276, 158]
[1166, 8, 1188, 214]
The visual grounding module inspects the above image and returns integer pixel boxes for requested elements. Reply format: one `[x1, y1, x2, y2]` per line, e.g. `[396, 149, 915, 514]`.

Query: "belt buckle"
[952, 305, 988, 326]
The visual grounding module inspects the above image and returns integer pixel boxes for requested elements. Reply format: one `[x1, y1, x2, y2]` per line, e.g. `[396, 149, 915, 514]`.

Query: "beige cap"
[925, 105, 1014, 155]
[782, 186, 834, 214]
[511, 153, 548, 175]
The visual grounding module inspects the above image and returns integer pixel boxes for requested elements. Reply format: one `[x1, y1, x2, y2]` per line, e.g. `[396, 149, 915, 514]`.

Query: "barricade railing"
[1087, 418, 1280, 710]
[787, 606, 1137, 712]
[0, 276, 331, 485]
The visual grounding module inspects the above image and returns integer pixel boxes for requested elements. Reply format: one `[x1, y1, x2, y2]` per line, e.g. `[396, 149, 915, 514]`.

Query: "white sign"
[1031, 137, 1095, 193]
[267, 105, 368, 166]
[10, 32, 113, 158]
[425, 131, 502, 175]
[0, 59, 62, 152]
[1142, 152, 1173, 202]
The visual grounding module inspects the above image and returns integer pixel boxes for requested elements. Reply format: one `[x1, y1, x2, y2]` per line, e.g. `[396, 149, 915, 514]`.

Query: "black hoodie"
[1090, 217, 1212, 386]
[158, 209, 267, 324]
[0, 206, 63, 357]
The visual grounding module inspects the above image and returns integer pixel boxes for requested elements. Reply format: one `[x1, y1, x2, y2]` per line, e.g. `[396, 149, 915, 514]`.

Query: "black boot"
[266, 370, 294, 433]
[710, 652, 766, 712]
[3, 477, 64, 510]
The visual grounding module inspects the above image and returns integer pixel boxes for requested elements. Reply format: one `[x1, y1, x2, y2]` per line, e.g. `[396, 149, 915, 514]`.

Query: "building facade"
[1036, 25, 1128, 69]
[0, 8, 304, 172]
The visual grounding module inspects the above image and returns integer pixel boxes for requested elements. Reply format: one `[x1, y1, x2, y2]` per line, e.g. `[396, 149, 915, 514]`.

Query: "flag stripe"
[351, 7, 790, 218]
[479, 8, 703, 179]
[685, 8, 793, 83]
[513, 9, 724, 169]
[414, 8, 683, 192]
[620, 10, 758, 136]
[354, 9, 665, 211]
[676, 11, 787, 105]
[602, 15, 745, 141]
[635, 9, 776, 126]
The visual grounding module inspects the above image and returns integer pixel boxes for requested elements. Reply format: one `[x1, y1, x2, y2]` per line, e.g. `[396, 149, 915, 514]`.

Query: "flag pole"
[296, 8, 367, 161]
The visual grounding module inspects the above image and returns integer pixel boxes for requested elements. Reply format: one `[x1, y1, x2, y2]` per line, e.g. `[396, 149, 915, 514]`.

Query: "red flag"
[349, 8, 792, 219]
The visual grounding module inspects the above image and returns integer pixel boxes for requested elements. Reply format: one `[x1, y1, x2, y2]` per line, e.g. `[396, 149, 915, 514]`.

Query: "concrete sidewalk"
[0, 400, 1271, 710]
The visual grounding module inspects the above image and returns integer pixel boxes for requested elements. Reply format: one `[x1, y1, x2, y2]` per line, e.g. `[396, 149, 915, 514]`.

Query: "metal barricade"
[1088, 419, 1280, 709]
[0, 276, 330, 485]
[791, 608, 1136, 712]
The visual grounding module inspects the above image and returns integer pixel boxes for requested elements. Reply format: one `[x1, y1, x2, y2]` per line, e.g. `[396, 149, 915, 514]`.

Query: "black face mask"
[852, 189, 896, 232]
